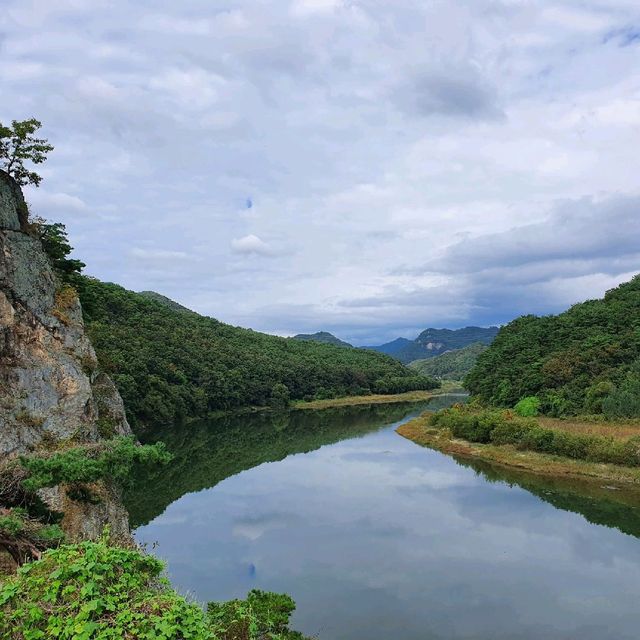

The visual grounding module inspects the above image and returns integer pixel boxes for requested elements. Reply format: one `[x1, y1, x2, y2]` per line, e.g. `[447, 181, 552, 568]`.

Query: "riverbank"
[292, 385, 462, 411]
[397, 411, 640, 486]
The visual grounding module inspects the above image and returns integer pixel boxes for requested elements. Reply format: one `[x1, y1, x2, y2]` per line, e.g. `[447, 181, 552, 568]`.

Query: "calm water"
[129, 397, 640, 640]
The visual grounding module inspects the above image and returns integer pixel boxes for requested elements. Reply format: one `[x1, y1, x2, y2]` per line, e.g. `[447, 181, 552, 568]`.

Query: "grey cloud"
[399, 69, 503, 120]
[430, 195, 640, 277]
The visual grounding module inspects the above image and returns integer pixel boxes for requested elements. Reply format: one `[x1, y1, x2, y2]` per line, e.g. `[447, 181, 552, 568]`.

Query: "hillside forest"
[465, 275, 640, 418]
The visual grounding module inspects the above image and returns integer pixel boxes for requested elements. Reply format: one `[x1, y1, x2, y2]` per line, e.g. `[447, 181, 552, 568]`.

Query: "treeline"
[78, 277, 437, 432]
[465, 275, 640, 417]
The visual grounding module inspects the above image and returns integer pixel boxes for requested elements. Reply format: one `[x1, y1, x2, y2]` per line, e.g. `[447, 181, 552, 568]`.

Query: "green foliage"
[0, 537, 311, 640]
[19, 437, 171, 492]
[0, 508, 65, 565]
[269, 383, 291, 410]
[33, 219, 86, 285]
[0, 118, 53, 187]
[514, 396, 540, 417]
[465, 275, 640, 416]
[0, 536, 210, 639]
[0, 511, 26, 537]
[409, 343, 488, 380]
[208, 590, 308, 640]
[371, 375, 439, 394]
[78, 277, 436, 433]
[430, 406, 640, 467]
[602, 374, 640, 419]
[292, 331, 352, 348]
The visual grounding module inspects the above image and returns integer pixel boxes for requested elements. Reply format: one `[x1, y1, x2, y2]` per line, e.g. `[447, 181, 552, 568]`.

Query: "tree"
[35, 220, 86, 282]
[0, 118, 53, 186]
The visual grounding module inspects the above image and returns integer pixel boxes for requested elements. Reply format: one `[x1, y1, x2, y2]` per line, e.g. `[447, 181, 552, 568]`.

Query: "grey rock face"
[0, 171, 27, 231]
[37, 483, 131, 543]
[0, 170, 131, 455]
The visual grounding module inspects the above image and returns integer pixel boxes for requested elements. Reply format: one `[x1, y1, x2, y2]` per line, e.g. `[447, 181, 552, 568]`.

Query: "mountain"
[292, 331, 353, 348]
[79, 280, 438, 433]
[409, 343, 488, 381]
[365, 326, 500, 364]
[465, 275, 640, 417]
[363, 337, 414, 357]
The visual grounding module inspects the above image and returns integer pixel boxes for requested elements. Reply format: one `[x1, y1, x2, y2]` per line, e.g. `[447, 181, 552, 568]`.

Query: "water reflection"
[125, 400, 433, 527]
[131, 396, 640, 640]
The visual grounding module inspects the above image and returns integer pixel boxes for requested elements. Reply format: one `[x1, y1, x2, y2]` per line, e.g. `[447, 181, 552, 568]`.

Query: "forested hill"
[78, 278, 437, 433]
[366, 326, 499, 364]
[137, 290, 192, 313]
[409, 343, 488, 380]
[466, 275, 640, 417]
[292, 331, 353, 348]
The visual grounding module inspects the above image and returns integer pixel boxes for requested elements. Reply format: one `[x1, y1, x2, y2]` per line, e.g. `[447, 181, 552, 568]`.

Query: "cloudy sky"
[2, 0, 639, 344]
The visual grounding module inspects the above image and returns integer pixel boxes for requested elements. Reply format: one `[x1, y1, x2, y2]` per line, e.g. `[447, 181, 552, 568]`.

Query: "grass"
[397, 412, 640, 486]
[536, 416, 640, 440]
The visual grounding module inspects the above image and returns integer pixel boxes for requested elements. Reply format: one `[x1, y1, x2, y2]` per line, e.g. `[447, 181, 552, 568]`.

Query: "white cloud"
[231, 234, 276, 256]
[27, 190, 88, 214]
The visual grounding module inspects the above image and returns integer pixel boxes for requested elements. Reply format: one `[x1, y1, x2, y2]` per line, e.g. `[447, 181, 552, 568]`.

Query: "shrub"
[602, 375, 640, 419]
[0, 536, 210, 639]
[0, 537, 312, 640]
[19, 437, 171, 492]
[490, 420, 531, 445]
[514, 396, 540, 417]
[208, 590, 307, 640]
[585, 381, 615, 414]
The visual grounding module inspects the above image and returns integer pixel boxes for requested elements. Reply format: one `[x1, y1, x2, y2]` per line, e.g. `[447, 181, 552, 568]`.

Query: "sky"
[2, 0, 639, 345]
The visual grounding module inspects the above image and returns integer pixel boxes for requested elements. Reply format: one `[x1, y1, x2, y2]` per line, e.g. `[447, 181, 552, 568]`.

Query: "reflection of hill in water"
[125, 401, 433, 527]
[454, 456, 640, 539]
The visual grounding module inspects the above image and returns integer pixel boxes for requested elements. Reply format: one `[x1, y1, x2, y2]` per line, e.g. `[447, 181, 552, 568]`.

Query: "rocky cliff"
[0, 169, 131, 542]
[0, 170, 130, 455]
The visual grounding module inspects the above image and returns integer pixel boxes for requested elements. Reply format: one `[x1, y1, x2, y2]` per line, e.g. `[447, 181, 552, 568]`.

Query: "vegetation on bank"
[291, 389, 440, 410]
[0, 535, 310, 640]
[398, 404, 640, 484]
[465, 275, 640, 417]
[409, 343, 488, 381]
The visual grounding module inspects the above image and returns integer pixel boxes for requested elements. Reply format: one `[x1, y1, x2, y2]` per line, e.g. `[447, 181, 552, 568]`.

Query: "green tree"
[270, 383, 291, 410]
[35, 220, 86, 283]
[0, 118, 53, 186]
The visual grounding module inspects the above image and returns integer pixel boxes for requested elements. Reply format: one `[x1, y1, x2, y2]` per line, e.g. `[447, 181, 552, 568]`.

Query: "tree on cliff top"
[0, 118, 53, 187]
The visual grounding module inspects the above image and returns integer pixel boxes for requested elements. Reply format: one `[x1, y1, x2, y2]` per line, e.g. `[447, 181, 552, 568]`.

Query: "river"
[127, 396, 640, 640]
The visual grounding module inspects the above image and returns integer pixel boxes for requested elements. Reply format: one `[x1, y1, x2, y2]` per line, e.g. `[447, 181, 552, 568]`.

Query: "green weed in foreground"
[0, 536, 312, 640]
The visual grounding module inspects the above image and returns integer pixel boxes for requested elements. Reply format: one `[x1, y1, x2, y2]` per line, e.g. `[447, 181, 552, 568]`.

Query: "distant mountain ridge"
[292, 331, 353, 348]
[409, 343, 489, 380]
[365, 326, 500, 364]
